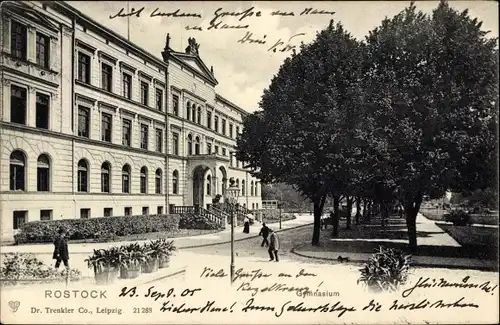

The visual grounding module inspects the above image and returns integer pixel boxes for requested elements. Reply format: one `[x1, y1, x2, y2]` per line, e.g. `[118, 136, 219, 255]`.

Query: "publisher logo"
[9, 301, 20, 313]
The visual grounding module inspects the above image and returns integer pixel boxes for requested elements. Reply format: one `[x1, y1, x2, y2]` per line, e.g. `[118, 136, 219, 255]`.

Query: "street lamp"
[226, 177, 240, 285]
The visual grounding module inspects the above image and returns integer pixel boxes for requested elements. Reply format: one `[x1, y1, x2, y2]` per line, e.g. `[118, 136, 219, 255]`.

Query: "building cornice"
[216, 94, 249, 117]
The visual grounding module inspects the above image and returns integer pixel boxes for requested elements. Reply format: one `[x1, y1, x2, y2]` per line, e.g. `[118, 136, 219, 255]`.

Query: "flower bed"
[14, 214, 180, 244]
[179, 214, 221, 230]
[0, 253, 82, 287]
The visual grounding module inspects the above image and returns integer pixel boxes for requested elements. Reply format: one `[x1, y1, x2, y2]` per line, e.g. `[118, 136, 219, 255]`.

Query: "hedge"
[14, 214, 180, 244]
[179, 214, 222, 230]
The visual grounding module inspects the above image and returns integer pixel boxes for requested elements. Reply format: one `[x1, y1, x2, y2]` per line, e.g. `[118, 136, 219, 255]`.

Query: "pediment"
[6, 2, 60, 32]
[170, 52, 218, 86]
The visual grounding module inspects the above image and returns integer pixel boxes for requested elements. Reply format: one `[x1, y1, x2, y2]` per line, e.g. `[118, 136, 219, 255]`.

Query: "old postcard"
[0, 0, 498, 324]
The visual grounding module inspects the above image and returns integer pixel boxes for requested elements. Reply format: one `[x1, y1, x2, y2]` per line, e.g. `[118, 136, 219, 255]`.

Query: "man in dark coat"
[53, 228, 69, 269]
[259, 222, 270, 247]
[268, 229, 280, 262]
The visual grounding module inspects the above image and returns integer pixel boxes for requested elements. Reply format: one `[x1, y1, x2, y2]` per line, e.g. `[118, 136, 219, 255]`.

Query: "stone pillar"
[28, 86, 36, 127]
[27, 25, 36, 63]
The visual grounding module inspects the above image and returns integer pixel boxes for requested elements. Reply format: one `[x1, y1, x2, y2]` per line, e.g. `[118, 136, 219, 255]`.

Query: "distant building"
[0, 1, 261, 241]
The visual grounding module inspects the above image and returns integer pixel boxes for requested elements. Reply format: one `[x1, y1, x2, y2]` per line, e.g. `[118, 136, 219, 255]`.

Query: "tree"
[237, 21, 365, 246]
[364, 1, 498, 252]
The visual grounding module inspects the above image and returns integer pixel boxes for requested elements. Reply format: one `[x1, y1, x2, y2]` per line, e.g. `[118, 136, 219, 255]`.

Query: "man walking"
[268, 229, 280, 262]
[53, 227, 69, 269]
[259, 222, 270, 247]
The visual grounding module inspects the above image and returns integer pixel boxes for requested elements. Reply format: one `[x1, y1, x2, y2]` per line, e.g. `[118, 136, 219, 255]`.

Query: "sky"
[68, 1, 499, 113]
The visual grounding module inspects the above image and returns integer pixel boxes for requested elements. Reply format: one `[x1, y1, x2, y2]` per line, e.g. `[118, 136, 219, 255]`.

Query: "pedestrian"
[243, 216, 250, 234]
[53, 227, 69, 269]
[268, 229, 280, 262]
[259, 222, 270, 247]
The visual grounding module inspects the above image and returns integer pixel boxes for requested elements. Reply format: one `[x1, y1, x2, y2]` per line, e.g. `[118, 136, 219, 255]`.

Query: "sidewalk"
[0, 213, 313, 255]
[292, 213, 499, 271]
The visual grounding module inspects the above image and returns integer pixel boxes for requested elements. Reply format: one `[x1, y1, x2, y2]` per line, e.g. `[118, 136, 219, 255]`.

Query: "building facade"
[0, 1, 262, 241]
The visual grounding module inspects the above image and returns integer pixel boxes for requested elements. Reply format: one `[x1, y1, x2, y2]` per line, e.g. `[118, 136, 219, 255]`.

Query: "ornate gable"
[5, 2, 60, 32]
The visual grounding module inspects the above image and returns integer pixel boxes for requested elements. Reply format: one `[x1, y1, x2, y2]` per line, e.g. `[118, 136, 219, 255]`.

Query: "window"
[124, 207, 132, 216]
[37, 154, 50, 192]
[252, 203, 255, 210]
[172, 170, 179, 194]
[207, 111, 212, 128]
[122, 119, 131, 146]
[251, 181, 254, 196]
[187, 135, 193, 155]
[222, 119, 227, 135]
[215, 145, 219, 154]
[101, 162, 111, 193]
[40, 210, 52, 221]
[77, 52, 90, 84]
[206, 175, 211, 195]
[10, 150, 26, 191]
[101, 63, 112, 92]
[192, 106, 196, 122]
[155, 89, 163, 111]
[80, 208, 90, 219]
[222, 148, 226, 156]
[255, 182, 259, 196]
[242, 180, 245, 196]
[172, 132, 179, 155]
[256, 203, 259, 209]
[214, 116, 219, 132]
[101, 113, 112, 142]
[77, 159, 89, 192]
[140, 81, 149, 106]
[123, 73, 132, 99]
[155, 169, 162, 194]
[155, 128, 163, 152]
[11, 85, 27, 125]
[207, 142, 212, 154]
[140, 166, 148, 194]
[122, 164, 131, 193]
[13, 211, 27, 230]
[104, 208, 113, 217]
[230, 124, 234, 138]
[172, 95, 179, 115]
[142, 207, 149, 216]
[169, 204, 175, 214]
[157, 206, 163, 215]
[36, 33, 49, 68]
[195, 136, 200, 155]
[36, 93, 49, 129]
[197, 107, 201, 124]
[140, 124, 148, 150]
[186, 102, 191, 120]
[236, 126, 240, 135]
[11, 21, 27, 60]
[78, 106, 90, 138]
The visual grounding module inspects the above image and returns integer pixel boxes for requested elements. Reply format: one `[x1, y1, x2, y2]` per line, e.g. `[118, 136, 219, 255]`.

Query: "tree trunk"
[404, 194, 423, 253]
[331, 196, 340, 237]
[362, 199, 368, 222]
[346, 197, 353, 229]
[366, 200, 372, 222]
[355, 197, 362, 225]
[380, 201, 389, 227]
[311, 195, 326, 246]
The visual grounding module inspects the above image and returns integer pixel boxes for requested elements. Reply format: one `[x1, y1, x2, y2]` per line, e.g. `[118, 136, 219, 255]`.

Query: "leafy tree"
[364, 1, 498, 252]
[237, 21, 364, 245]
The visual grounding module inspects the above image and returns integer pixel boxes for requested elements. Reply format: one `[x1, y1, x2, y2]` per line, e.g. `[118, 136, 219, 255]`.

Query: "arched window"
[37, 154, 50, 192]
[10, 150, 26, 191]
[195, 136, 200, 155]
[187, 134, 193, 155]
[122, 164, 131, 193]
[172, 170, 179, 194]
[242, 180, 245, 196]
[255, 182, 259, 197]
[186, 102, 191, 120]
[140, 166, 148, 194]
[155, 168, 162, 194]
[77, 159, 89, 192]
[101, 162, 111, 193]
[252, 203, 255, 210]
[192, 105, 196, 122]
[251, 181, 254, 196]
[197, 107, 201, 124]
[236, 179, 240, 188]
[206, 175, 211, 195]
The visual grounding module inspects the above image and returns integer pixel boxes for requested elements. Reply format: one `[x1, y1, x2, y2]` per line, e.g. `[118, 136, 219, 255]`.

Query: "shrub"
[14, 214, 180, 244]
[179, 214, 221, 230]
[0, 253, 82, 286]
[358, 246, 411, 293]
[443, 210, 472, 226]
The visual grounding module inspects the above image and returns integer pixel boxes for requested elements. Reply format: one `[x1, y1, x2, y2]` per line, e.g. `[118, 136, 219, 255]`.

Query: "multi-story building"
[0, 1, 262, 242]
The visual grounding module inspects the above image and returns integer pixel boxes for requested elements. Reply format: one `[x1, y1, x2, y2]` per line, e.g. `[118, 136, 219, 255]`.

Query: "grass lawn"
[420, 208, 499, 225]
[436, 223, 499, 259]
[263, 214, 296, 224]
